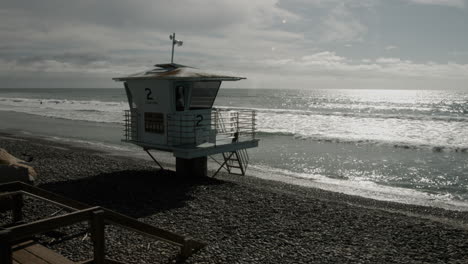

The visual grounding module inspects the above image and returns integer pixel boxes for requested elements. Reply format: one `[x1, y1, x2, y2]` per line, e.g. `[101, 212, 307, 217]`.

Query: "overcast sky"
[1, 0, 468, 89]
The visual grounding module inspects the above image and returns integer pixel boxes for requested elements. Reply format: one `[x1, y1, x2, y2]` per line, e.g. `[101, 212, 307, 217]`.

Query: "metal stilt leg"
[144, 148, 164, 170]
[212, 152, 235, 178]
[209, 155, 229, 172]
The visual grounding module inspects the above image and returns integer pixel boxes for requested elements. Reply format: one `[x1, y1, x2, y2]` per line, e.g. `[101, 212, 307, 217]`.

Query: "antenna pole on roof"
[169, 32, 183, 64]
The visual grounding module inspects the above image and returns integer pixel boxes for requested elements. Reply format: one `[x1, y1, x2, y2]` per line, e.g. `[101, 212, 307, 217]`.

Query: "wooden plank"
[79, 259, 125, 264]
[0, 182, 22, 193]
[12, 241, 75, 264]
[13, 249, 49, 264]
[25, 244, 75, 264]
[90, 210, 105, 264]
[12, 193, 23, 223]
[9, 207, 99, 243]
[11, 241, 36, 251]
[103, 209, 186, 246]
[104, 209, 206, 251]
[23, 192, 78, 211]
[0, 191, 23, 199]
[7, 182, 89, 210]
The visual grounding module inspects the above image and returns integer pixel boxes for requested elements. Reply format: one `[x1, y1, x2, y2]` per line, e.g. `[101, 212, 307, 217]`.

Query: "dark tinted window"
[189, 81, 221, 109]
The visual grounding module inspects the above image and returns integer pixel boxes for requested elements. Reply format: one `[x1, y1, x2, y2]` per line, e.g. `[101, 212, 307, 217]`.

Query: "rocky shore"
[1, 133, 468, 263]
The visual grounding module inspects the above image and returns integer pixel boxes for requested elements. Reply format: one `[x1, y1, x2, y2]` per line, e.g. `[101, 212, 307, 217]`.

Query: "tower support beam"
[176, 156, 207, 178]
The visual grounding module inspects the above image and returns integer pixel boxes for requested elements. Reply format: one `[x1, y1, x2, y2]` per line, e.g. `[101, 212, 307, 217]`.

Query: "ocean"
[0, 88, 467, 210]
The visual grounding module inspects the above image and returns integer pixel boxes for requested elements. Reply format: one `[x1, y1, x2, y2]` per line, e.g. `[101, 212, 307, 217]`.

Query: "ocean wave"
[75, 109, 106, 113]
[1, 97, 466, 151]
[246, 164, 468, 210]
[218, 106, 468, 122]
[0, 97, 126, 107]
[255, 131, 468, 153]
[1, 97, 466, 123]
[0, 96, 127, 123]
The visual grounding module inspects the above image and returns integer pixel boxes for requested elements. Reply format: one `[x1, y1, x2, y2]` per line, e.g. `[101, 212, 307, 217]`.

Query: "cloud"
[375, 57, 405, 64]
[275, 0, 375, 43]
[1, 0, 299, 33]
[319, 4, 368, 42]
[449, 50, 468, 56]
[0, 0, 303, 65]
[0, 57, 139, 75]
[261, 52, 468, 80]
[406, 0, 466, 8]
[0, 0, 304, 86]
[301, 51, 348, 65]
[385, 45, 398, 51]
[2, 51, 468, 89]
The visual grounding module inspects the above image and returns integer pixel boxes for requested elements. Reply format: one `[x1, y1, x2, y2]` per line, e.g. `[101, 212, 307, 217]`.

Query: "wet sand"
[1, 133, 468, 263]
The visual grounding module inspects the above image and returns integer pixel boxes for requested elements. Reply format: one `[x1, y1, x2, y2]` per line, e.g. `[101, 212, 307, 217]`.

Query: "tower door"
[174, 82, 191, 111]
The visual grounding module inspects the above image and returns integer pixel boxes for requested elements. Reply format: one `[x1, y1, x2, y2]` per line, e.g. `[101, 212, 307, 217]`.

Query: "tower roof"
[113, 63, 245, 82]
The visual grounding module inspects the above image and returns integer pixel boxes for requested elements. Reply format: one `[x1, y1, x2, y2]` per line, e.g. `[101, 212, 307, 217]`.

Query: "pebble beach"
[1, 133, 468, 264]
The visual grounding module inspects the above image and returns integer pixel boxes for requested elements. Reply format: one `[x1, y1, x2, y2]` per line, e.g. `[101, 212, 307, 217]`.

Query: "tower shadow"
[39, 169, 224, 218]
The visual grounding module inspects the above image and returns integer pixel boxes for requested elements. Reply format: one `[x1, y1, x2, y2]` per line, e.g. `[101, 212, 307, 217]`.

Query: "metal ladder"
[221, 148, 249, 176]
[212, 110, 250, 177]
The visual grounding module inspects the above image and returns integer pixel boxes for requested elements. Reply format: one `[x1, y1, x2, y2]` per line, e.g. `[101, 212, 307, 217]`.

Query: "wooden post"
[180, 238, 194, 260]
[0, 230, 12, 264]
[12, 193, 23, 223]
[90, 210, 105, 264]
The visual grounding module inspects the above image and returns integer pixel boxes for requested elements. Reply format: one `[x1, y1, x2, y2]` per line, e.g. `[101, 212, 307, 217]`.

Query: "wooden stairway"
[0, 181, 206, 264]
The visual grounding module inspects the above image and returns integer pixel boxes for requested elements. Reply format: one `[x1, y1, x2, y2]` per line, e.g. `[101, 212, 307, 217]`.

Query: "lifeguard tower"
[113, 33, 259, 177]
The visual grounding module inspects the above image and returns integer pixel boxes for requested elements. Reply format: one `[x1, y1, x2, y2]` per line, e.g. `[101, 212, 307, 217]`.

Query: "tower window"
[189, 81, 221, 110]
[144, 112, 164, 134]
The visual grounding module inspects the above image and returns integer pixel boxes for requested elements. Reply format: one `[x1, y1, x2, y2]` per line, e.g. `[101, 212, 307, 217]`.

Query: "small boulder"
[0, 148, 37, 184]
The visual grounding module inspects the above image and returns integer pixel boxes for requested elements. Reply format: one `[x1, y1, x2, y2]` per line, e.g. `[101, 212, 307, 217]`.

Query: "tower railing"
[123, 108, 256, 148]
[123, 109, 138, 142]
[167, 108, 256, 147]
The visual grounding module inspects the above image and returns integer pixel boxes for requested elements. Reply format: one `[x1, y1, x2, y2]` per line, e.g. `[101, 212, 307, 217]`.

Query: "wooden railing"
[0, 182, 206, 264]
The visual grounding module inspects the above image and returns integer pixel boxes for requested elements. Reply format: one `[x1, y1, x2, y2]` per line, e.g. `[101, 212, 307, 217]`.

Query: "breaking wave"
[1, 97, 467, 152]
[256, 131, 468, 153]
[0, 97, 127, 124]
[220, 106, 468, 123]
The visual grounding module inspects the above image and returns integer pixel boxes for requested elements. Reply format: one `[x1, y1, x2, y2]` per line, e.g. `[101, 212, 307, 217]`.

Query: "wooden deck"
[12, 241, 75, 264]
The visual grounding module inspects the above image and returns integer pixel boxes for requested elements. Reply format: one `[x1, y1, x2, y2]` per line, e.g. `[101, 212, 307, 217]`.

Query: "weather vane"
[169, 33, 183, 64]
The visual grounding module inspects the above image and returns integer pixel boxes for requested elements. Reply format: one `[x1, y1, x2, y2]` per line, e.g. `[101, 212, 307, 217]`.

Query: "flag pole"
[171, 33, 175, 64]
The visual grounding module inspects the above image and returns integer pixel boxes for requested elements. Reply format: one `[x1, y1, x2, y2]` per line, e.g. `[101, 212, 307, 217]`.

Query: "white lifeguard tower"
[113, 33, 259, 177]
